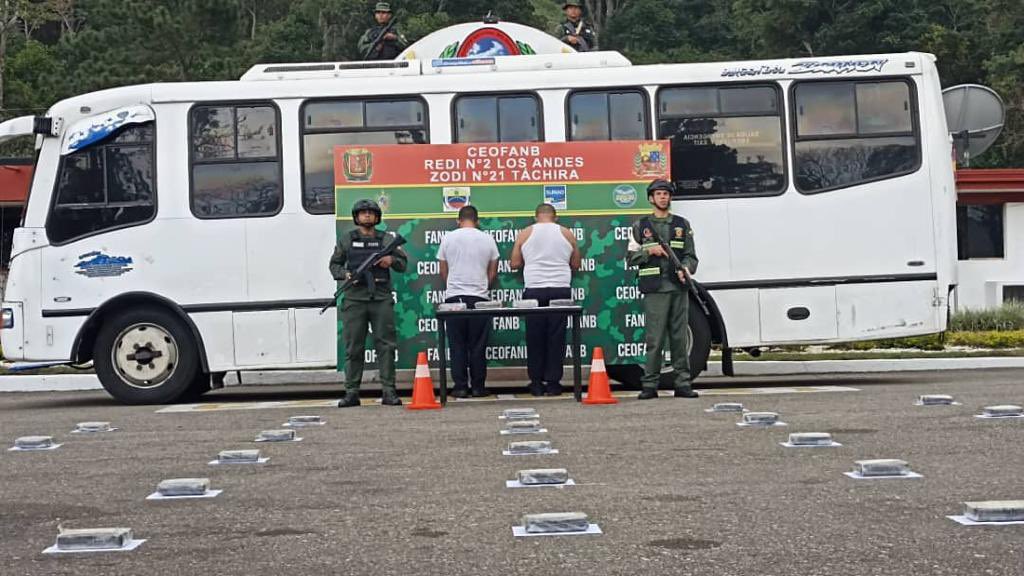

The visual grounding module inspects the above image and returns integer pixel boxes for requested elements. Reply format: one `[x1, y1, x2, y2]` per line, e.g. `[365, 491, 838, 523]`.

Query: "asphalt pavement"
[1, 370, 1022, 575]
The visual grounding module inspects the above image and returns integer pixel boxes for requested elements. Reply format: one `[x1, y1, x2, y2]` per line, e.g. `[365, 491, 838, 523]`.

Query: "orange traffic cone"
[583, 347, 618, 405]
[407, 351, 442, 410]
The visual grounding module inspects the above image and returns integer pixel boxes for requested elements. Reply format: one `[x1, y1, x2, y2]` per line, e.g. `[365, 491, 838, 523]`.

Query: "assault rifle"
[559, 20, 590, 51]
[362, 18, 398, 60]
[320, 233, 407, 314]
[646, 225, 710, 317]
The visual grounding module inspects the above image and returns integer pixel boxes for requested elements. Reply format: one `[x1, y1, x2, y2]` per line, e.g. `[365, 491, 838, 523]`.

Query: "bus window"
[793, 80, 918, 193]
[47, 123, 156, 245]
[190, 103, 282, 219]
[454, 94, 541, 143]
[301, 97, 427, 215]
[568, 89, 647, 141]
[657, 84, 785, 198]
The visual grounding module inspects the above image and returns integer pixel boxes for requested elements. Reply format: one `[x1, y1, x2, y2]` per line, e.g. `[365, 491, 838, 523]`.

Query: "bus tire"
[607, 364, 643, 389]
[93, 306, 201, 405]
[606, 309, 713, 390]
[180, 372, 213, 402]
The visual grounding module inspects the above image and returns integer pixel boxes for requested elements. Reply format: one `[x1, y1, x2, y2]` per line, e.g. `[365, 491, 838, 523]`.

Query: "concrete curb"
[704, 357, 1024, 376]
[2, 357, 1023, 393]
[0, 374, 103, 392]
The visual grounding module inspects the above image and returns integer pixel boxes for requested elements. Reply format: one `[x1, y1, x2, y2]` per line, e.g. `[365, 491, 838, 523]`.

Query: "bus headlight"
[1, 308, 14, 329]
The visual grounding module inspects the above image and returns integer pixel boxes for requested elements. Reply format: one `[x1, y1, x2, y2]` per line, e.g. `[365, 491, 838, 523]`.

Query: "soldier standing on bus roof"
[555, 1, 598, 52]
[358, 2, 408, 60]
[329, 199, 408, 407]
[626, 179, 699, 400]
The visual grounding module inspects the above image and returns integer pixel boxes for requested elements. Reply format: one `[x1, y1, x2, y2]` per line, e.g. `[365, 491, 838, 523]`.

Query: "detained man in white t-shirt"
[510, 203, 581, 396]
[437, 205, 500, 398]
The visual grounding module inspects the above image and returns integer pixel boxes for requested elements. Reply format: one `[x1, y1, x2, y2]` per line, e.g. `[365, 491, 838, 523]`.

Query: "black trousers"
[523, 287, 572, 387]
[444, 295, 490, 392]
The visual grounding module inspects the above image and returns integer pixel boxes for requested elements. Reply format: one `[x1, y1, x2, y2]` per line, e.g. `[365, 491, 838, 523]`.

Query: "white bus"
[0, 21, 959, 404]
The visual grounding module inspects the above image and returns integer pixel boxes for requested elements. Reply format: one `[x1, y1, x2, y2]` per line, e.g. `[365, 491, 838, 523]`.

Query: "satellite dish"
[942, 84, 1004, 167]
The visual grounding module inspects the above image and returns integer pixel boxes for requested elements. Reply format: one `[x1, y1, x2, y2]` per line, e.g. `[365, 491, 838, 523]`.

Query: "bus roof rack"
[242, 51, 631, 81]
[240, 60, 419, 81]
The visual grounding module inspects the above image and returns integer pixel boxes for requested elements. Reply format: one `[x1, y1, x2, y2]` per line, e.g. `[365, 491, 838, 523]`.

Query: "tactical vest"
[558, 19, 597, 51]
[633, 215, 690, 294]
[366, 25, 403, 59]
[346, 230, 391, 289]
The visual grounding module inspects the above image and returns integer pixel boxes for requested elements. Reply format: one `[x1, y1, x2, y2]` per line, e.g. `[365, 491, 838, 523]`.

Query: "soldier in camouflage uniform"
[329, 199, 408, 407]
[627, 180, 699, 400]
[358, 2, 408, 60]
[555, 1, 598, 52]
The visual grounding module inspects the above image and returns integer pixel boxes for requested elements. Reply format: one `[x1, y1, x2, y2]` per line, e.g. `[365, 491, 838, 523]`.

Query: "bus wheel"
[93, 307, 200, 405]
[603, 310, 713, 390]
[607, 364, 643, 389]
[180, 372, 213, 402]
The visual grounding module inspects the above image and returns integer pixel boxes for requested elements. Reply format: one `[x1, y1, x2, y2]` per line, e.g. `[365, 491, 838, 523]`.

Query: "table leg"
[572, 313, 582, 402]
[438, 319, 448, 405]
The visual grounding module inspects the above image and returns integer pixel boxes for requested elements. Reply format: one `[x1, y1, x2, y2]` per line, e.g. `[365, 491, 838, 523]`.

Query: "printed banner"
[333, 140, 671, 372]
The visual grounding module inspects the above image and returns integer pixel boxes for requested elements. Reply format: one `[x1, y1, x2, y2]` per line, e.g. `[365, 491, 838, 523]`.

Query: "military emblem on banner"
[343, 148, 373, 182]
[443, 186, 471, 212]
[633, 143, 668, 178]
[612, 184, 637, 208]
[377, 192, 390, 213]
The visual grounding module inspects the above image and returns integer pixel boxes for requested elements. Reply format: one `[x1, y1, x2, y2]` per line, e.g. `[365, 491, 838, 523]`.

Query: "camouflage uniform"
[627, 213, 698, 393]
[358, 2, 408, 60]
[555, 1, 598, 52]
[329, 228, 408, 394]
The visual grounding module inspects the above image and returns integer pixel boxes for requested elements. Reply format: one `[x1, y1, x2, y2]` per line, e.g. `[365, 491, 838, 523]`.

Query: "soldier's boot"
[381, 388, 402, 406]
[637, 388, 659, 400]
[528, 382, 545, 397]
[337, 390, 361, 408]
[451, 386, 470, 399]
[674, 386, 699, 399]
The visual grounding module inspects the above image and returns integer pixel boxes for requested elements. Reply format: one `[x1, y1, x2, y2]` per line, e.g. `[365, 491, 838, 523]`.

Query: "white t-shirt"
[437, 227, 499, 298]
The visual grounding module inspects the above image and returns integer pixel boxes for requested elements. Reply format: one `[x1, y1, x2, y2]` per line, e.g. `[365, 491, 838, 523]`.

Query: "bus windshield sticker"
[74, 251, 134, 278]
[62, 105, 155, 155]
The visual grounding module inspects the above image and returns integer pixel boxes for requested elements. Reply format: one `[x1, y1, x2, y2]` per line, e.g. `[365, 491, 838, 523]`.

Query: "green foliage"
[831, 329, 1024, 351]
[0, 0, 1021, 165]
[949, 302, 1024, 332]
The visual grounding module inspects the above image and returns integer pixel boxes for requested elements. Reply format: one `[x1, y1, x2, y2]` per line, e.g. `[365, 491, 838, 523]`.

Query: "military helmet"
[563, 1, 582, 8]
[352, 198, 382, 225]
[374, 2, 392, 12]
[646, 179, 675, 198]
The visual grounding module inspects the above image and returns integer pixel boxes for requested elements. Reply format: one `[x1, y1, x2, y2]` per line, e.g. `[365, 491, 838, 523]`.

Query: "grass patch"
[950, 302, 1024, 332]
[830, 330, 1024, 351]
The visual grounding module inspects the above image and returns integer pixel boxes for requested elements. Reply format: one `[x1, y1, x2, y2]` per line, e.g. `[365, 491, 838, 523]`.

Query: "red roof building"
[0, 161, 32, 205]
